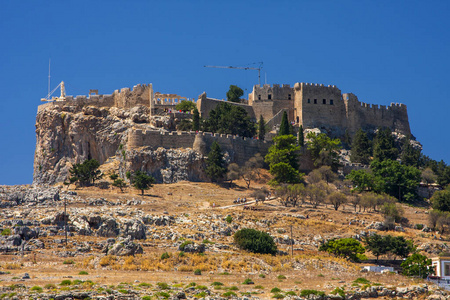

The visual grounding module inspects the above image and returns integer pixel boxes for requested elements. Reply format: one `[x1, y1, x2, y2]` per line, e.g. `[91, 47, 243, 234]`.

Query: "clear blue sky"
[0, 1, 449, 185]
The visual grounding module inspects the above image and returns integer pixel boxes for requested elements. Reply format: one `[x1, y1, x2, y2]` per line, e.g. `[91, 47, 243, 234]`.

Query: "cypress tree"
[400, 136, 421, 167]
[279, 111, 290, 136]
[298, 125, 304, 148]
[205, 141, 227, 182]
[258, 115, 266, 141]
[351, 129, 372, 164]
[192, 108, 200, 131]
[373, 127, 398, 161]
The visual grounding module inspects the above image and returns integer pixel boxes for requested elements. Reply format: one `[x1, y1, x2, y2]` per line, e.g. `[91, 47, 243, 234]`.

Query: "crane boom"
[204, 62, 263, 85]
[41, 81, 66, 102]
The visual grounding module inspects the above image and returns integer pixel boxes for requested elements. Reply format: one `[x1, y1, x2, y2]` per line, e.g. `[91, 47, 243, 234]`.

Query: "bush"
[242, 278, 254, 284]
[212, 282, 223, 286]
[271, 287, 282, 293]
[318, 238, 365, 262]
[259, 274, 266, 278]
[138, 282, 152, 288]
[60, 280, 72, 286]
[353, 278, 370, 284]
[194, 269, 202, 275]
[160, 252, 170, 260]
[277, 275, 286, 280]
[78, 271, 88, 275]
[272, 293, 285, 299]
[225, 215, 233, 223]
[300, 290, 325, 297]
[222, 291, 237, 297]
[1, 228, 11, 236]
[234, 228, 277, 255]
[179, 240, 193, 251]
[157, 282, 170, 290]
[30, 286, 43, 293]
[63, 259, 74, 265]
[331, 287, 345, 298]
[44, 284, 56, 289]
[142, 296, 152, 300]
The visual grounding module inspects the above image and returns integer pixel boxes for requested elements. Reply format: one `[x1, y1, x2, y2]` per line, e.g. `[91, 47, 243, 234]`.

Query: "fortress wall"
[114, 84, 151, 109]
[296, 83, 346, 130]
[128, 129, 269, 165]
[251, 100, 275, 121]
[196, 95, 256, 119]
[344, 93, 410, 135]
[37, 94, 116, 112]
[249, 84, 293, 105]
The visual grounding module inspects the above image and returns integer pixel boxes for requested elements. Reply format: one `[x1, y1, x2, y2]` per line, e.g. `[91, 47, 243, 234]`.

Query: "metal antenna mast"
[48, 59, 51, 97]
[204, 62, 264, 85]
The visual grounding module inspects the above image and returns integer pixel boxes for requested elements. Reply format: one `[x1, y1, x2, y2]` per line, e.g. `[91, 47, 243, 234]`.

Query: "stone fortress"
[34, 81, 411, 184]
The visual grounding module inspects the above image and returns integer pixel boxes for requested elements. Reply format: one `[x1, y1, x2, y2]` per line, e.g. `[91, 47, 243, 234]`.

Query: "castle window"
[314, 99, 317, 104]
[307, 99, 310, 103]
[288, 94, 291, 100]
[330, 99, 334, 105]
[258, 95, 261, 100]
[323, 99, 326, 104]
[268, 94, 272, 100]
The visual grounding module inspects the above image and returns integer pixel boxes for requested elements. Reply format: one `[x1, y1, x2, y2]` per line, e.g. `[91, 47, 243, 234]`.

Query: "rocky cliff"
[33, 103, 207, 185]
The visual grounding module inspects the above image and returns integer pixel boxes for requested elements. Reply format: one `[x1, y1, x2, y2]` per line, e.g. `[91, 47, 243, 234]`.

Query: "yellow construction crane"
[41, 81, 66, 102]
[204, 62, 264, 85]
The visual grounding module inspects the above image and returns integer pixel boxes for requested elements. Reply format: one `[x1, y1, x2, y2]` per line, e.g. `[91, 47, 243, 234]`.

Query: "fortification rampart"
[128, 129, 269, 165]
[196, 93, 256, 120]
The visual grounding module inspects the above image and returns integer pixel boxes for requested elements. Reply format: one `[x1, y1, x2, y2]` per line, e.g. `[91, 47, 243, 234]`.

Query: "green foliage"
[277, 275, 286, 280]
[179, 240, 193, 251]
[203, 102, 256, 137]
[370, 159, 421, 201]
[373, 127, 398, 161]
[60, 280, 72, 286]
[63, 260, 74, 265]
[192, 108, 200, 131]
[78, 271, 88, 275]
[112, 178, 127, 192]
[319, 238, 365, 262]
[226, 85, 244, 103]
[270, 287, 282, 293]
[206, 141, 227, 182]
[109, 173, 119, 180]
[275, 183, 305, 207]
[306, 132, 341, 171]
[328, 191, 347, 211]
[278, 111, 290, 136]
[175, 100, 196, 112]
[69, 159, 103, 186]
[401, 253, 434, 278]
[132, 171, 155, 195]
[300, 290, 325, 297]
[177, 119, 193, 131]
[138, 282, 152, 287]
[331, 287, 346, 298]
[400, 136, 421, 167]
[298, 125, 304, 148]
[44, 284, 56, 289]
[259, 274, 266, 278]
[1, 228, 11, 236]
[142, 296, 152, 300]
[234, 228, 277, 255]
[194, 269, 202, 275]
[258, 115, 266, 141]
[222, 291, 237, 298]
[265, 135, 302, 185]
[351, 129, 372, 164]
[380, 202, 404, 223]
[212, 282, 223, 286]
[272, 293, 285, 299]
[353, 278, 370, 284]
[30, 286, 43, 293]
[346, 169, 378, 192]
[157, 282, 170, 290]
[225, 215, 233, 224]
[431, 186, 450, 212]
[242, 278, 254, 284]
[365, 234, 414, 261]
[160, 252, 170, 260]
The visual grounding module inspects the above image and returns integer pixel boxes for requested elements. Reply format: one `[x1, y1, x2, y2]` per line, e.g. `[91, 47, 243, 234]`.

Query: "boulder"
[107, 237, 143, 256]
[122, 219, 146, 240]
[97, 218, 120, 237]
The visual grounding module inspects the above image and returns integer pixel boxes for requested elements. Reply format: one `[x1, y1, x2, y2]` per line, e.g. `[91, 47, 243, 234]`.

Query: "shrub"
[272, 293, 285, 299]
[157, 282, 170, 290]
[271, 287, 282, 293]
[195, 291, 207, 298]
[60, 280, 72, 286]
[300, 290, 325, 297]
[178, 251, 185, 257]
[234, 228, 277, 255]
[158, 291, 170, 298]
[318, 238, 365, 262]
[194, 269, 202, 275]
[228, 286, 239, 291]
[179, 240, 193, 251]
[331, 287, 345, 298]
[277, 275, 286, 280]
[160, 252, 170, 260]
[353, 278, 370, 284]
[118, 289, 128, 294]
[225, 215, 233, 223]
[219, 272, 230, 275]
[286, 291, 297, 296]
[259, 274, 266, 278]
[242, 278, 254, 285]
[30, 286, 43, 293]
[138, 282, 152, 288]
[255, 285, 264, 289]
[415, 224, 424, 230]
[78, 271, 88, 275]
[222, 291, 237, 297]
[212, 282, 223, 286]
[1, 228, 11, 236]
[63, 260, 74, 265]
[44, 284, 56, 289]
[142, 296, 152, 300]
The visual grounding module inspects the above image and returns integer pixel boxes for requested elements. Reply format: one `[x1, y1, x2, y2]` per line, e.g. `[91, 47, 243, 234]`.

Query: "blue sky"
[0, 1, 449, 185]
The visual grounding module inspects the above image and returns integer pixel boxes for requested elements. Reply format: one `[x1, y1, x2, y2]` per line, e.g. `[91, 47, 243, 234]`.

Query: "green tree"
[132, 171, 155, 195]
[265, 135, 302, 185]
[346, 169, 379, 192]
[234, 228, 277, 255]
[226, 163, 241, 186]
[258, 115, 266, 141]
[370, 159, 421, 201]
[298, 125, 304, 148]
[373, 127, 398, 161]
[364, 233, 389, 261]
[400, 136, 421, 167]
[278, 111, 290, 136]
[175, 100, 196, 112]
[401, 253, 434, 278]
[192, 107, 200, 131]
[203, 102, 256, 137]
[390, 236, 414, 260]
[226, 85, 244, 103]
[350, 129, 372, 164]
[112, 178, 127, 192]
[206, 141, 227, 182]
[176, 119, 192, 131]
[275, 183, 306, 207]
[69, 159, 103, 186]
[381, 202, 404, 223]
[431, 186, 450, 212]
[327, 192, 347, 211]
[306, 132, 342, 171]
[319, 238, 365, 262]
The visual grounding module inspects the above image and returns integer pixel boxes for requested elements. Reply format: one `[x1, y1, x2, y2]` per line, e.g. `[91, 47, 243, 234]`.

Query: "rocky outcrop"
[107, 237, 143, 256]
